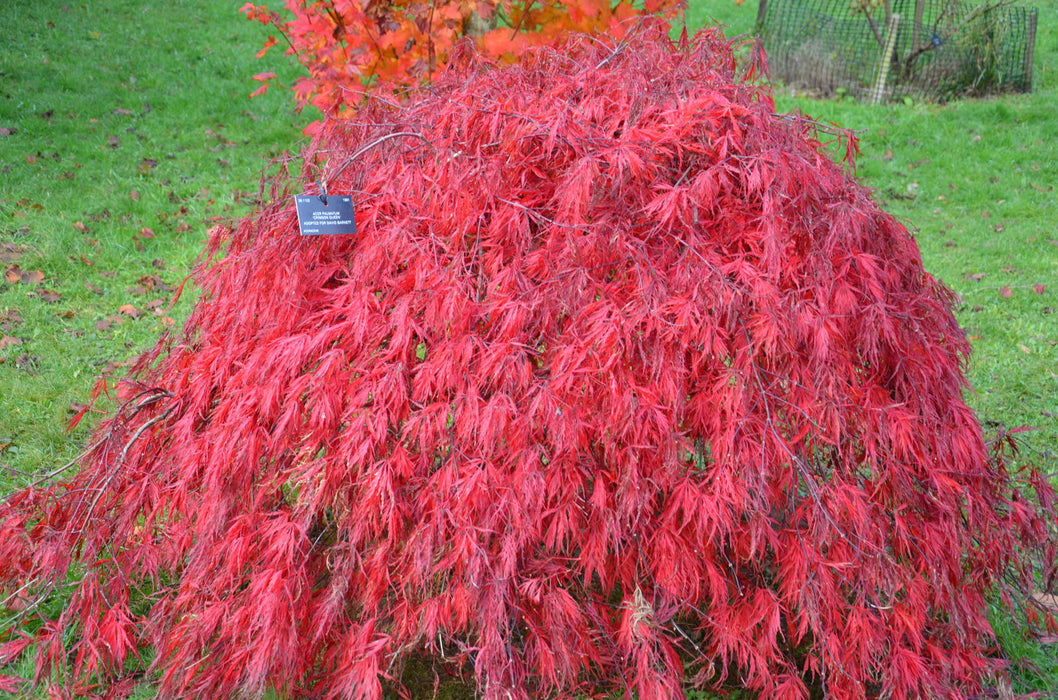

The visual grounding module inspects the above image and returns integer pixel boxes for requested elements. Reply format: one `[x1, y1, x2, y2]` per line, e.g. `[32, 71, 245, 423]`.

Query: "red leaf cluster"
[2, 24, 1056, 699]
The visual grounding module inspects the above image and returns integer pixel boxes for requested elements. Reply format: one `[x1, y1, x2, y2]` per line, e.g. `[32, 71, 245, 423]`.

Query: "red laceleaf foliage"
[2, 24, 1056, 699]
[241, 0, 682, 115]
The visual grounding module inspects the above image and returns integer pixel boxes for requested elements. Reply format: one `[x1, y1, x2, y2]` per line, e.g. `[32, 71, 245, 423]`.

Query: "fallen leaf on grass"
[36, 289, 62, 303]
[1000, 286, 1013, 299]
[965, 273, 985, 282]
[1031, 591, 1058, 613]
[0, 127, 15, 137]
[84, 282, 103, 295]
[0, 243, 27, 263]
[4, 265, 44, 285]
[14, 354, 39, 371]
[0, 310, 22, 329]
[1033, 284, 1046, 294]
[0, 335, 22, 350]
[1018, 344, 1032, 354]
[72, 221, 89, 232]
[118, 304, 141, 319]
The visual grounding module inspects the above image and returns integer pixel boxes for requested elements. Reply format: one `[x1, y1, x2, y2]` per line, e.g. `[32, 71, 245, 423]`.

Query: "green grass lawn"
[1, 0, 1056, 696]
[0, 0, 309, 474]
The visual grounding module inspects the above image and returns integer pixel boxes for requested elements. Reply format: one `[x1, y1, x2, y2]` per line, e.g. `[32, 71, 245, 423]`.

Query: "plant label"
[294, 195, 357, 236]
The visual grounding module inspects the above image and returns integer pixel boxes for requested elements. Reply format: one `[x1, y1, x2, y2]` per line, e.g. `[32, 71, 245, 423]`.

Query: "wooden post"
[870, 12, 902, 104]
[912, 0, 925, 52]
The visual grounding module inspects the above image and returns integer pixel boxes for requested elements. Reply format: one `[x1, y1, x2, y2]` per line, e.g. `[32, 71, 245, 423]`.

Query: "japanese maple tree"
[241, 0, 683, 116]
[1, 21, 1056, 700]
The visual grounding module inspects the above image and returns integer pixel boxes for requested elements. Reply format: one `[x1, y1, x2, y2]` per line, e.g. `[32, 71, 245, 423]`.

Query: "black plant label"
[294, 195, 357, 236]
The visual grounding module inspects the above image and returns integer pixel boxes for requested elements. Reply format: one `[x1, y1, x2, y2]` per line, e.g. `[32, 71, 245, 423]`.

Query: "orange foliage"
[242, 0, 684, 115]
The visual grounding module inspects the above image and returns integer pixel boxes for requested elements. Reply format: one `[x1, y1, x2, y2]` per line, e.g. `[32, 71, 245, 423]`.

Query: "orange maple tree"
[242, 0, 684, 116]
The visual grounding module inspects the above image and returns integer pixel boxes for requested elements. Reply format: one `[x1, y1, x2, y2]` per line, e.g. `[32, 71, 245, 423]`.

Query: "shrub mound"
[1, 23, 1054, 700]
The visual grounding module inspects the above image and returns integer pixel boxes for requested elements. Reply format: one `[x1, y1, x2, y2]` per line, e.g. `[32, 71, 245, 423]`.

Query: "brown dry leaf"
[37, 289, 62, 303]
[0, 309, 22, 329]
[0, 243, 27, 263]
[138, 274, 171, 292]
[1031, 591, 1058, 613]
[0, 335, 22, 350]
[14, 354, 39, 371]
[100, 361, 120, 374]
[72, 221, 89, 232]
[130, 190, 141, 201]
[118, 304, 141, 319]
[4, 265, 44, 285]
[84, 282, 103, 295]
[95, 319, 113, 332]
[1018, 344, 1032, 355]
[965, 273, 985, 282]
[1000, 286, 1013, 299]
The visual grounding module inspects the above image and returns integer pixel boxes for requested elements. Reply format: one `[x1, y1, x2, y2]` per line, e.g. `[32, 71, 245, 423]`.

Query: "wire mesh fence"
[756, 0, 1037, 101]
